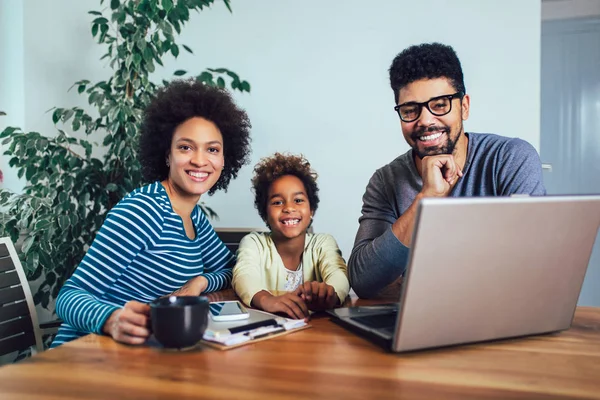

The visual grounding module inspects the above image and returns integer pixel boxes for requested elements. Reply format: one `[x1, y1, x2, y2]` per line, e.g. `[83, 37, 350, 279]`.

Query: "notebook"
[329, 195, 600, 352]
[202, 307, 308, 350]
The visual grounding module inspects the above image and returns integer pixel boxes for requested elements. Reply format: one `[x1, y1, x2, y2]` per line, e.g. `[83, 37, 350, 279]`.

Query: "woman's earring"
[166, 159, 170, 167]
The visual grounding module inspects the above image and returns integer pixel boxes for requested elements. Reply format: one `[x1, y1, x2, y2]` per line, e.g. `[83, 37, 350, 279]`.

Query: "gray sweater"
[348, 132, 546, 298]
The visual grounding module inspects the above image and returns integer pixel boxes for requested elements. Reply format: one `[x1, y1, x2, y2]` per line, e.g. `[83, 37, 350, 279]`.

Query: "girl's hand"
[171, 276, 209, 296]
[295, 281, 338, 311]
[102, 301, 151, 345]
[253, 291, 309, 319]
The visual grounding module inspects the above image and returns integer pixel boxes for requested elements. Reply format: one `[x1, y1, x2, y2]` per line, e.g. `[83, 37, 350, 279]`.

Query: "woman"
[51, 79, 251, 347]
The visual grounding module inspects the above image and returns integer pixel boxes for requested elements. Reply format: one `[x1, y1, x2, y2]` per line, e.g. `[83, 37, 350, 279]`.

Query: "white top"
[281, 261, 304, 292]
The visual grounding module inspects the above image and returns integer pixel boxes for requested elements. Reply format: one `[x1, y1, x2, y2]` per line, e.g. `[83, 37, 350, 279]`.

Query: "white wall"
[0, 0, 25, 192]
[542, 0, 600, 20]
[8, 0, 542, 259]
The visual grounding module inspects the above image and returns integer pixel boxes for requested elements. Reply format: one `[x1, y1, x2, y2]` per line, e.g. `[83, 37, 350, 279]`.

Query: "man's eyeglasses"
[394, 92, 464, 123]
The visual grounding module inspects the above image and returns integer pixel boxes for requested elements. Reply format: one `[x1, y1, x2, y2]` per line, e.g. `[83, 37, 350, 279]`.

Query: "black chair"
[214, 228, 265, 255]
[0, 237, 61, 361]
[214, 227, 314, 255]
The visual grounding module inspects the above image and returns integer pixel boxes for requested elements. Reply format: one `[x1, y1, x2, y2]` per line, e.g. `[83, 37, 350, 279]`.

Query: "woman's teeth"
[419, 131, 443, 142]
[188, 171, 208, 178]
[282, 219, 300, 226]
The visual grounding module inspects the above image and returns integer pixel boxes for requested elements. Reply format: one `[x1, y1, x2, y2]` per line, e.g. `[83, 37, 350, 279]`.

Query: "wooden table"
[0, 290, 599, 399]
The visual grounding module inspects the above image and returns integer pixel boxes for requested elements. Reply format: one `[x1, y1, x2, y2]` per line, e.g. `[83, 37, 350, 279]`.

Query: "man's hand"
[252, 291, 309, 319]
[171, 276, 209, 296]
[420, 154, 463, 197]
[295, 281, 339, 312]
[102, 301, 151, 345]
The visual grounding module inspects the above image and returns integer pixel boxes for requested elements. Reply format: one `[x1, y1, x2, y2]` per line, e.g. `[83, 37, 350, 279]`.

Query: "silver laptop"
[329, 195, 600, 352]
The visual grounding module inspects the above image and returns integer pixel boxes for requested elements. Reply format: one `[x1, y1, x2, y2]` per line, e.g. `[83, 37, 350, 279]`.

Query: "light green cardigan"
[232, 232, 350, 306]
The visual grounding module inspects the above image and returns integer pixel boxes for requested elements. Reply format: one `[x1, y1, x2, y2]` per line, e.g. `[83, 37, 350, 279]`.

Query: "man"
[348, 42, 545, 298]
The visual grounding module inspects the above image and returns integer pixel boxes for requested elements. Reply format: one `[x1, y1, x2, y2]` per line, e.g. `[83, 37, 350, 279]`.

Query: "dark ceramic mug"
[150, 296, 209, 349]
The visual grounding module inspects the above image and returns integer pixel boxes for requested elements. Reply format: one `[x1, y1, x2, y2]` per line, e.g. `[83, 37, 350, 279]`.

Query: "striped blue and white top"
[51, 182, 234, 347]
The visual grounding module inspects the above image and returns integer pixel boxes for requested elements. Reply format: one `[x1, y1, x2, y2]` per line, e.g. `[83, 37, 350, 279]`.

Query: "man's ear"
[461, 94, 471, 121]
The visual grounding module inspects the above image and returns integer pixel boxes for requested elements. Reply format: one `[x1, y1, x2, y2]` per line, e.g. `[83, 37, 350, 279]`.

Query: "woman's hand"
[102, 301, 151, 345]
[252, 290, 309, 319]
[295, 281, 339, 312]
[171, 276, 209, 296]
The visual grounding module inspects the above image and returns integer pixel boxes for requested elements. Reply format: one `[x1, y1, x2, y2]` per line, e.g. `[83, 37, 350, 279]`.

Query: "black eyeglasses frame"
[394, 91, 465, 122]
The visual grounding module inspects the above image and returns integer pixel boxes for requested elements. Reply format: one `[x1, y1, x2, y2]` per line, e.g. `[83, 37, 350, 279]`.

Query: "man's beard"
[410, 123, 462, 159]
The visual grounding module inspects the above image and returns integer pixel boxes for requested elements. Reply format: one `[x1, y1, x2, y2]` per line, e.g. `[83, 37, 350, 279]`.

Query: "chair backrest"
[0, 237, 43, 357]
[214, 227, 314, 255]
[214, 228, 266, 255]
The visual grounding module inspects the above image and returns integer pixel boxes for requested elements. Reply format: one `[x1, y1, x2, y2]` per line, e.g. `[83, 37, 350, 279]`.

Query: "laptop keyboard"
[351, 312, 397, 330]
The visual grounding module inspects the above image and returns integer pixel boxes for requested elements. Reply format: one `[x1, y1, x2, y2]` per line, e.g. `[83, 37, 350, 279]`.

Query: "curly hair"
[138, 79, 252, 194]
[389, 42, 466, 103]
[251, 152, 320, 223]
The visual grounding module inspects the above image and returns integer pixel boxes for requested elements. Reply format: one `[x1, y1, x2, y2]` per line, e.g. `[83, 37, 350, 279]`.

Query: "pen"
[206, 318, 282, 338]
[228, 318, 279, 334]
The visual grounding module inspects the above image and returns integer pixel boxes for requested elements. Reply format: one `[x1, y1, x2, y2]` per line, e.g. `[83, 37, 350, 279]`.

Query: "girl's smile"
[267, 175, 313, 240]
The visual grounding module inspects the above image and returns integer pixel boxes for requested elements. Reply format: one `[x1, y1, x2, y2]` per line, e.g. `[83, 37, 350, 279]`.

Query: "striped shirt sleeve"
[196, 209, 235, 292]
[55, 193, 164, 334]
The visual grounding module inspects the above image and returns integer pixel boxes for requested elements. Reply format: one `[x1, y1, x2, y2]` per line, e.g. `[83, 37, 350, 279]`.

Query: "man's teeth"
[188, 171, 208, 178]
[419, 131, 443, 141]
[282, 219, 300, 226]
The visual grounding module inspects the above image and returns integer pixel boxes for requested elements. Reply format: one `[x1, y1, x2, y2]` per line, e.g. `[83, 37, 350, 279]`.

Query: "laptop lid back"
[393, 195, 600, 352]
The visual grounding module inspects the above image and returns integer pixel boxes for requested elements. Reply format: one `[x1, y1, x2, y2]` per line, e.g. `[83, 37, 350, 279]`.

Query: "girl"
[232, 153, 349, 319]
[51, 79, 251, 347]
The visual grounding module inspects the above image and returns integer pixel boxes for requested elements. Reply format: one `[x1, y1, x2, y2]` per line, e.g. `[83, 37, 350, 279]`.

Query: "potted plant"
[0, 0, 250, 313]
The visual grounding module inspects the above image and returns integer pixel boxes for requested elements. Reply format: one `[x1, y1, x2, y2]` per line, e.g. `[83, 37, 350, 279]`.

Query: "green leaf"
[35, 219, 52, 231]
[30, 265, 44, 281]
[88, 11, 103, 16]
[26, 251, 40, 271]
[182, 44, 193, 54]
[64, 175, 74, 190]
[170, 43, 179, 58]
[35, 139, 48, 151]
[197, 71, 214, 85]
[1, 126, 19, 139]
[58, 215, 70, 230]
[106, 183, 118, 192]
[68, 157, 79, 169]
[217, 77, 225, 88]
[33, 290, 43, 305]
[207, 67, 230, 74]
[52, 108, 63, 124]
[47, 272, 57, 286]
[41, 291, 50, 309]
[58, 191, 68, 204]
[143, 46, 153, 63]
[22, 236, 35, 254]
[63, 109, 75, 122]
[162, 0, 173, 13]
[93, 17, 109, 25]
[110, 0, 120, 10]
[173, 69, 187, 76]
[30, 197, 42, 210]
